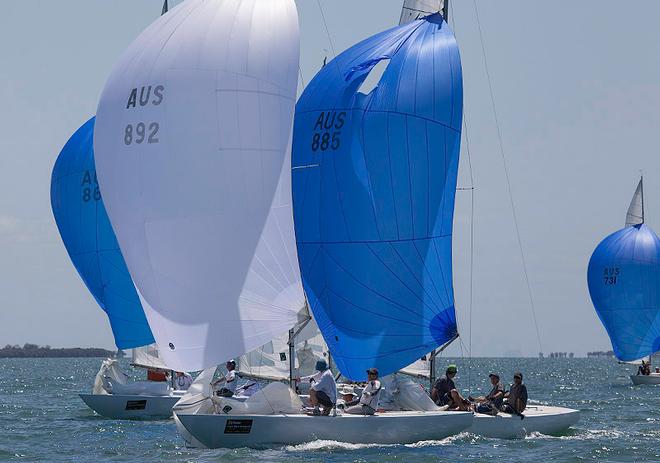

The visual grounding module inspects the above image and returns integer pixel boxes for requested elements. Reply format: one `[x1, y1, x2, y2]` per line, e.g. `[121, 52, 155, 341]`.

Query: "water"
[1, 357, 658, 462]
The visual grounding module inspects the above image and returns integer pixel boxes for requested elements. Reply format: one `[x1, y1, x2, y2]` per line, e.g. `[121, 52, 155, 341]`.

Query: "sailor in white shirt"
[298, 359, 336, 415]
[173, 371, 193, 390]
[344, 368, 382, 415]
[212, 360, 239, 397]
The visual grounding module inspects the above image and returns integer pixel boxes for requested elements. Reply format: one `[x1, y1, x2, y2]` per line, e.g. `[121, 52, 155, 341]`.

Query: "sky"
[1, 0, 659, 357]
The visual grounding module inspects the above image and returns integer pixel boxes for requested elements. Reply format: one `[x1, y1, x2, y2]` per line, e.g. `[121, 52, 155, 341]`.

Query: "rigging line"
[315, 0, 337, 59]
[449, 0, 475, 390]
[472, 0, 543, 355]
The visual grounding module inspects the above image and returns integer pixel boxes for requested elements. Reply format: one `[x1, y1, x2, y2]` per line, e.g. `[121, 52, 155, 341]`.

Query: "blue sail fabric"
[587, 224, 660, 361]
[292, 15, 462, 380]
[51, 118, 154, 349]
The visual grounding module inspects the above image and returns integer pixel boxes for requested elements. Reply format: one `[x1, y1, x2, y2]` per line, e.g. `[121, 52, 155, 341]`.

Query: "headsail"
[400, 0, 445, 25]
[292, 15, 463, 380]
[588, 223, 660, 361]
[131, 344, 170, 371]
[50, 117, 154, 350]
[94, 0, 303, 372]
[625, 177, 644, 227]
[237, 320, 327, 381]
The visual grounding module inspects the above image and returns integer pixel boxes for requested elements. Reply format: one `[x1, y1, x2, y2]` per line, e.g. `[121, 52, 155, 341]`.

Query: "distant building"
[587, 351, 615, 358]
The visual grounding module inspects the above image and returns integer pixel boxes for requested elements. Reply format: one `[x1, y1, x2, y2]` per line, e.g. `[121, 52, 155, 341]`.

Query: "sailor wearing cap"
[473, 373, 505, 415]
[344, 368, 382, 415]
[212, 360, 239, 397]
[502, 372, 528, 417]
[431, 364, 470, 411]
[298, 358, 337, 416]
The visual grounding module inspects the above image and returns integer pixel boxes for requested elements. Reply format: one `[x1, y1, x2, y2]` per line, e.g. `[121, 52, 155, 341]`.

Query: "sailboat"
[92, 0, 472, 448]
[51, 118, 185, 419]
[588, 177, 660, 386]
[292, 0, 578, 438]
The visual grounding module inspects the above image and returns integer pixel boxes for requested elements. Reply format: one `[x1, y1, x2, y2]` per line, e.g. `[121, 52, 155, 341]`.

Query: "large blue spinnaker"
[588, 224, 660, 362]
[51, 118, 154, 349]
[292, 15, 462, 380]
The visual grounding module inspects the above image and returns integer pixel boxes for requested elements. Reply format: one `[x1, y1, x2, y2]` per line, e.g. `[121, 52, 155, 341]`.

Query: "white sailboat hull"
[469, 405, 580, 438]
[175, 410, 474, 449]
[79, 393, 181, 420]
[630, 373, 660, 385]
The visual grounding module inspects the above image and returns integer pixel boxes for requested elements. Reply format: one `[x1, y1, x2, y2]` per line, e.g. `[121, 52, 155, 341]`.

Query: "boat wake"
[284, 433, 473, 452]
[524, 429, 625, 441]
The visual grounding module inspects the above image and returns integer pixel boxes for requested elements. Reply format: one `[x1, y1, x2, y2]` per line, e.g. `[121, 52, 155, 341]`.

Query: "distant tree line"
[0, 343, 115, 358]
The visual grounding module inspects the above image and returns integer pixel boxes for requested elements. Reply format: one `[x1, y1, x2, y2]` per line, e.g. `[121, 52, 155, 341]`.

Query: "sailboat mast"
[444, 0, 450, 23]
[288, 329, 296, 389]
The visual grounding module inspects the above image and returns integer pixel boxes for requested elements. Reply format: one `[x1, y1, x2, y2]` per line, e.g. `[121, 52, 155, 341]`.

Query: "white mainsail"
[94, 0, 303, 372]
[625, 178, 644, 227]
[399, 0, 445, 25]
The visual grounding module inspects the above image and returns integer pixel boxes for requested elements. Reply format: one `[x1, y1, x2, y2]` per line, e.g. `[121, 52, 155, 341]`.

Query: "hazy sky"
[1, 0, 659, 357]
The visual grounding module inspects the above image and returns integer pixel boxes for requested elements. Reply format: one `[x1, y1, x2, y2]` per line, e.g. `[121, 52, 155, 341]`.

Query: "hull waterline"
[79, 393, 180, 420]
[630, 374, 660, 385]
[469, 406, 580, 438]
[175, 410, 473, 449]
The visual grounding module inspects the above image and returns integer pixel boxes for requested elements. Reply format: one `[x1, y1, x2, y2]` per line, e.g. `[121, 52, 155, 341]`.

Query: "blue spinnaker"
[51, 118, 154, 349]
[292, 15, 462, 380]
[588, 224, 660, 361]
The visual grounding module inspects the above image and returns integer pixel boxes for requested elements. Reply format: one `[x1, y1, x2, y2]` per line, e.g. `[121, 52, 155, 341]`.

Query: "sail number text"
[603, 267, 620, 285]
[311, 111, 346, 152]
[81, 170, 101, 203]
[123, 85, 164, 146]
[124, 122, 159, 145]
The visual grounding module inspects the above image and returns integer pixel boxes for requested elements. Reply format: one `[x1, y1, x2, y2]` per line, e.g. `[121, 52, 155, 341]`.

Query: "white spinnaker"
[625, 178, 644, 227]
[399, 0, 444, 25]
[94, 0, 303, 372]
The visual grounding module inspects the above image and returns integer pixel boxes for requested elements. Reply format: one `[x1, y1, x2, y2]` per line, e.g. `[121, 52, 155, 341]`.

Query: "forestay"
[588, 223, 660, 361]
[400, 0, 445, 25]
[94, 0, 303, 372]
[50, 117, 154, 350]
[292, 15, 463, 380]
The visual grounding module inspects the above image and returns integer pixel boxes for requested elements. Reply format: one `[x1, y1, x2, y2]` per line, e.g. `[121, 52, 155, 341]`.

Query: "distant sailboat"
[51, 118, 184, 419]
[399, 0, 445, 25]
[588, 177, 660, 385]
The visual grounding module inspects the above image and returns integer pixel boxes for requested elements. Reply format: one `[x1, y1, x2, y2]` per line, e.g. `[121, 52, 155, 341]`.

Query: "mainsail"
[625, 178, 644, 227]
[93, 0, 303, 372]
[588, 182, 660, 361]
[400, 0, 445, 25]
[50, 117, 154, 349]
[292, 15, 463, 380]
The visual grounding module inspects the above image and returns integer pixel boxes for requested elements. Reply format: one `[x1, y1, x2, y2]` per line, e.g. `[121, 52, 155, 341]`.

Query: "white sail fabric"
[625, 178, 644, 227]
[131, 344, 170, 371]
[399, 0, 444, 25]
[400, 355, 432, 379]
[237, 319, 327, 381]
[94, 0, 303, 372]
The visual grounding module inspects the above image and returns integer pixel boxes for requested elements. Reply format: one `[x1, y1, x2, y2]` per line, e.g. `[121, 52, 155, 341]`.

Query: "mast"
[162, 0, 168, 15]
[444, 0, 450, 23]
[288, 328, 296, 388]
[429, 333, 459, 389]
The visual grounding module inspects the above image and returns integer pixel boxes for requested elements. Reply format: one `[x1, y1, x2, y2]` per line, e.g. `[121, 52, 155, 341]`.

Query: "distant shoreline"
[0, 344, 115, 359]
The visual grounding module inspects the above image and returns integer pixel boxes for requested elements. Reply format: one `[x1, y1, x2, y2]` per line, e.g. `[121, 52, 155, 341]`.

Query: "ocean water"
[1, 357, 658, 463]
